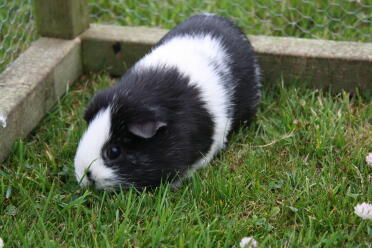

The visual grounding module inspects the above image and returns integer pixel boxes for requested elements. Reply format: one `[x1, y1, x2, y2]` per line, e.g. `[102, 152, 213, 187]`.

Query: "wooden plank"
[0, 38, 82, 162]
[33, 0, 89, 39]
[81, 24, 372, 92]
[81, 24, 167, 76]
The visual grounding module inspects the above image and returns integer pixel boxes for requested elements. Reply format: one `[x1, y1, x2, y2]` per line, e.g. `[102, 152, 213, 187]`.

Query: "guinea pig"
[74, 13, 261, 190]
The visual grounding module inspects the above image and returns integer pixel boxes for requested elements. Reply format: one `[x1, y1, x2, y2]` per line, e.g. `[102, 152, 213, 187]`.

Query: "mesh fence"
[0, 0, 37, 73]
[89, 0, 371, 42]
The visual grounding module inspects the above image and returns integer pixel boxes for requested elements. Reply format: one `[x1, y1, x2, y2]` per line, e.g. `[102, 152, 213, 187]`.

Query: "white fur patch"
[0, 113, 7, 128]
[136, 34, 233, 171]
[202, 12, 216, 17]
[253, 59, 262, 101]
[74, 108, 118, 189]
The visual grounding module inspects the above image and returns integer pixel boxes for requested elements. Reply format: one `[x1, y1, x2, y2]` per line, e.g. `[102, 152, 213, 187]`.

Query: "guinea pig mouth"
[91, 178, 122, 191]
[76, 169, 121, 190]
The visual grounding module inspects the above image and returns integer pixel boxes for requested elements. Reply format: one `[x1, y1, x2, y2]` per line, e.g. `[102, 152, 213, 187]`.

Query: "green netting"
[1, 0, 371, 73]
[0, 0, 37, 73]
[89, 0, 372, 42]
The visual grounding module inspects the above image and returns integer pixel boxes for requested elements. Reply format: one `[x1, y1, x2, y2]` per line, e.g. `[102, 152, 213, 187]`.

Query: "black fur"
[82, 14, 261, 189]
[157, 14, 261, 129]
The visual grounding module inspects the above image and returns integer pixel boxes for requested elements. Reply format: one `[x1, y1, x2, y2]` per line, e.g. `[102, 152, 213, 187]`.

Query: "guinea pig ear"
[128, 121, 167, 139]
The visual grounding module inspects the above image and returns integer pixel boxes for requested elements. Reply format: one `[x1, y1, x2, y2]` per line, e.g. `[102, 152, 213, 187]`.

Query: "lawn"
[0, 73, 371, 247]
[1, 0, 371, 247]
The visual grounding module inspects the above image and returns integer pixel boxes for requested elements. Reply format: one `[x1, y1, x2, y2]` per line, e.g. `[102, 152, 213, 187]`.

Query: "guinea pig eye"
[105, 145, 121, 160]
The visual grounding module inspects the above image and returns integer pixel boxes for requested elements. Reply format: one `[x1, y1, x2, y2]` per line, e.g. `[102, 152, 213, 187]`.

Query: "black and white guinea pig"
[74, 14, 261, 190]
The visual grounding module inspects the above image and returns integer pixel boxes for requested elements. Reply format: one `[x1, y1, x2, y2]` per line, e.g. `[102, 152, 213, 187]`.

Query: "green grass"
[1, 0, 372, 246]
[0, 74, 371, 247]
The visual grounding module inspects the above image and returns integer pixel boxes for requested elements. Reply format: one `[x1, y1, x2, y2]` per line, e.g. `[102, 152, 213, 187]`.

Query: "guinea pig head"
[73, 89, 178, 190]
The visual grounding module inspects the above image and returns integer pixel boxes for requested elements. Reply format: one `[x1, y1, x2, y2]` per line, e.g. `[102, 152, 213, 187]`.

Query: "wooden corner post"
[33, 0, 89, 39]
